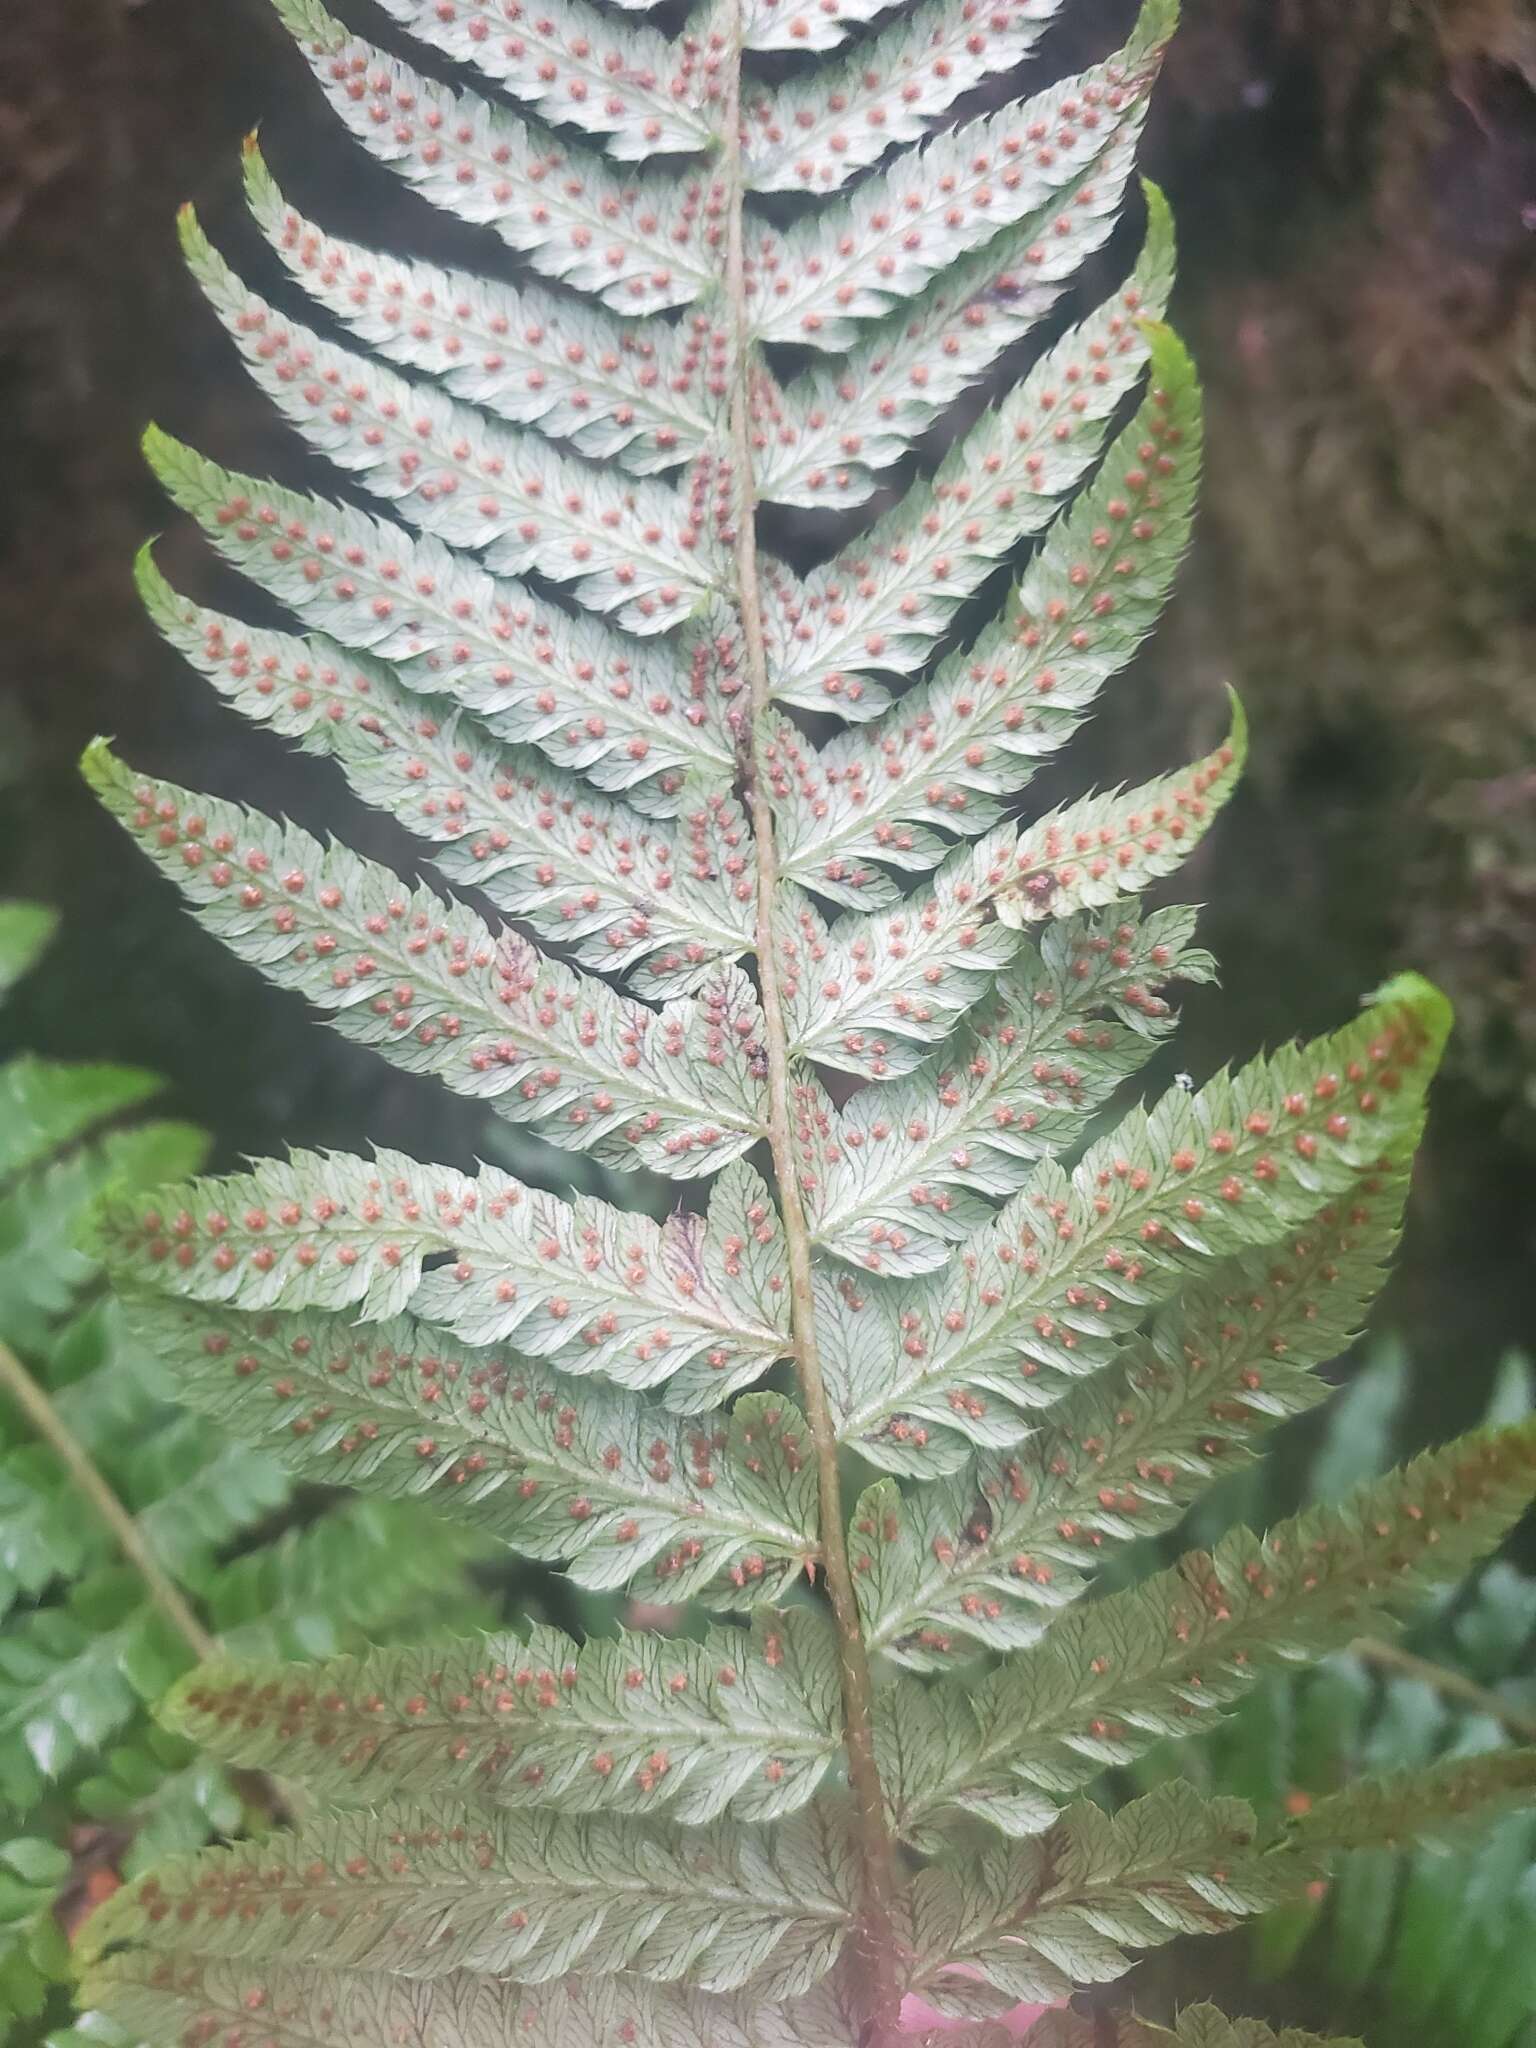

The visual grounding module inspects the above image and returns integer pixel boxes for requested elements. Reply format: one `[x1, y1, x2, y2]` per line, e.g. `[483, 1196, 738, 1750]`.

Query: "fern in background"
[0, 907, 491, 2042]
[55, 1, 1536, 2044]
[1121, 1347, 1536, 2048]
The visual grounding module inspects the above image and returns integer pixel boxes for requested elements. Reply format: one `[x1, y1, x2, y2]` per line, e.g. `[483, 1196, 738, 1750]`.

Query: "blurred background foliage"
[1, 0, 1534, 2039]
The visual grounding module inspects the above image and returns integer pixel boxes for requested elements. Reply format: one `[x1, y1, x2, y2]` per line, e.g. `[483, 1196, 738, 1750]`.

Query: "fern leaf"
[119, 1295, 819, 1603]
[140, 433, 723, 801]
[749, 4, 1169, 346]
[85, 745, 769, 1175]
[857, 1162, 1409, 1660]
[0, 1837, 71, 2026]
[138, 554, 753, 977]
[906, 1415, 1536, 1840]
[274, 3, 724, 315]
[0, 1055, 160, 1182]
[408, 1158, 791, 1407]
[757, 171, 1145, 517]
[1032, 2009, 1363, 2048]
[0, 1118, 206, 1354]
[805, 904, 1210, 1277]
[246, 146, 723, 476]
[82, 1799, 858, 1998]
[0, 1447, 98, 1613]
[0, 903, 56, 998]
[779, 831, 1022, 1079]
[94, 1148, 471, 1320]
[362, 0, 716, 159]
[195, 1496, 494, 1659]
[182, 215, 720, 634]
[0, 1574, 192, 1807]
[839, 977, 1449, 1459]
[776, 311, 1198, 901]
[903, 1781, 1313, 2011]
[763, 205, 1175, 718]
[743, 0, 1066, 195]
[1287, 1749, 1536, 1860]
[994, 693, 1246, 926]
[81, 1954, 862, 2048]
[163, 1609, 838, 1825]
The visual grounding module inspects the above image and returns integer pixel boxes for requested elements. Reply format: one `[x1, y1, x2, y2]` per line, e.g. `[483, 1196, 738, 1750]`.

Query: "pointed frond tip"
[996, 689, 1244, 927]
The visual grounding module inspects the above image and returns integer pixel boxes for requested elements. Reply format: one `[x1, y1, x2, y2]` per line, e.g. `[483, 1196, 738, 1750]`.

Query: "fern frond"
[0, 1838, 70, 2025]
[85, 746, 769, 1176]
[762, 202, 1175, 719]
[805, 904, 1211, 1277]
[776, 311, 1200, 901]
[749, 2, 1170, 346]
[856, 1163, 1409, 1660]
[141, 433, 723, 800]
[137, 553, 753, 978]
[78, 0, 1524, 2040]
[743, 0, 1064, 194]
[903, 1415, 1536, 1840]
[905, 1781, 1312, 2011]
[994, 693, 1245, 926]
[824, 977, 1447, 1459]
[1287, 1749, 1536, 1860]
[407, 1158, 791, 1404]
[0, 1057, 160, 1183]
[245, 148, 722, 475]
[757, 170, 1157, 517]
[273, 2, 724, 315]
[196, 1497, 493, 1660]
[183, 216, 721, 634]
[82, 1799, 858, 1997]
[0, 1572, 193, 1807]
[362, 0, 717, 159]
[81, 1953, 861, 2048]
[118, 1296, 819, 1603]
[163, 1608, 838, 1824]
[98, 1142, 786, 1389]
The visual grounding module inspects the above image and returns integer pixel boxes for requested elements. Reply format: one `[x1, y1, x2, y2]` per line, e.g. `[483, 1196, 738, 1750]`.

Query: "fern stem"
[719, 20, 905, 2039]
[1354, 1635, 1536, 1744]
[0, 1335, 219, 1663]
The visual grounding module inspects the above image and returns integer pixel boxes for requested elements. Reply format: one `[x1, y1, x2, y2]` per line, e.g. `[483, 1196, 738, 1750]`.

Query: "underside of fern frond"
[75, 0, 1536, 2043]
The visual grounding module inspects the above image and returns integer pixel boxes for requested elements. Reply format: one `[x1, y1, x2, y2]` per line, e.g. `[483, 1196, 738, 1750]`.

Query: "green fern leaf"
[162, 1608, 838, 1824]
[119, 1296, 818, 1604]
[902, 1415, 1536, 1839]
[245, 146, 722, 477]
[904, 1782, 1316, 2011]
[0, 907, 57, 1000]
[763, 205, 1176, 719]
[994, 694, 1245, 927]
[775, 309, 1200, 900]
[80, 1953, 862, 2048]
[856, 1160, 1409, 1659]
[72, 0, 1532, 2040]
[81, 1799, 859, 1997]
[84, 748, 769, 1177]
[751, 2, 1170, 347]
